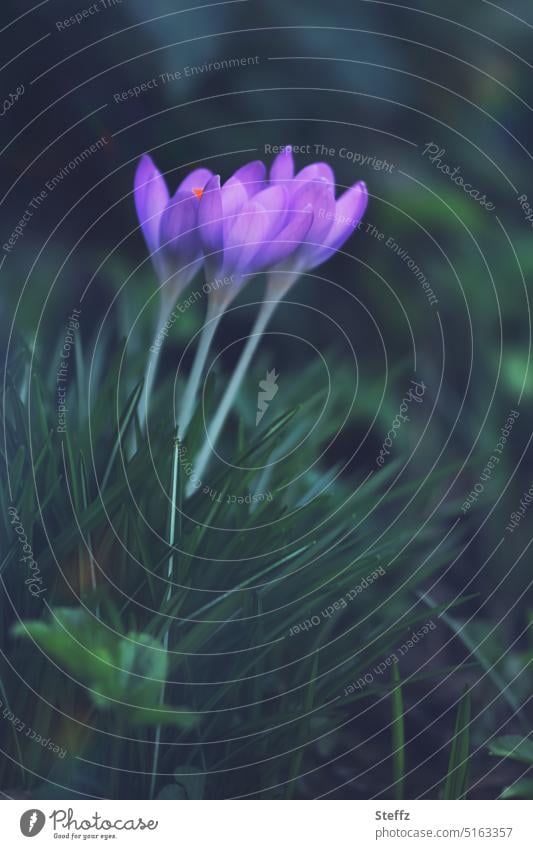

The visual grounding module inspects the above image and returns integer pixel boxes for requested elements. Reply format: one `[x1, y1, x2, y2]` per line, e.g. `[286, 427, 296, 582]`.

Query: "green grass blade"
[391, 660, 405, 799]
[101, 379, 143, 492]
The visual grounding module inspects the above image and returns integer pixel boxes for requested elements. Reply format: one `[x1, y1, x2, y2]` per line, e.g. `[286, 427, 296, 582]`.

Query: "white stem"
[179, 300, 222, 437]
[142, 346, 162, 427]
[188, 295, 280, 495]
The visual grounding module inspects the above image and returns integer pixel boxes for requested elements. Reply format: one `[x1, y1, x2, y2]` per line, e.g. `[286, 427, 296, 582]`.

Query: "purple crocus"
[190, 146, 368, 488]
[134, 154, 212, 421]
[197, 160, 314, 307]
[196, 146, 368, 304]
[133, 148, 367, 438]
[134, 154, 213, 310]
[266, 145, 368, 293]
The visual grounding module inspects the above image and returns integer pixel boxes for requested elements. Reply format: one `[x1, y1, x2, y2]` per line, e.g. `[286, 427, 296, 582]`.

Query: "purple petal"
[134, 155, 169, 256]
[198, 174, 224, 277]
[159, 191, 200, 267]
[229, 160, 266, 198]
[249, 185, 289, 232]
[252, 184, 288, 211]
[270, 146, 294, 183]
[292, 162, 335, 193]
[312, 181, 368, 266]
[221, 177, 249, 234]
[157, 193, 203, 302]
[178, 167, 213, 195]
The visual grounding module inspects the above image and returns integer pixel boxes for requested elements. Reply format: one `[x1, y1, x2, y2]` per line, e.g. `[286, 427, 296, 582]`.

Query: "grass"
[0, 321, 526, 799]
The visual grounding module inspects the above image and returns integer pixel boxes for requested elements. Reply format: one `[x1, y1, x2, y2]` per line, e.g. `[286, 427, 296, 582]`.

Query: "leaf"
[488, 735, 533, 766]
[12, 608, 196, 728]
[420, 594, 523, 719]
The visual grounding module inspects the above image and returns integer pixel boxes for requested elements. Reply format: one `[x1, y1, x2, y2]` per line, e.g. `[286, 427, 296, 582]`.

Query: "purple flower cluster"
[135, 147, 369, 449]
[134, 146, 368, 308]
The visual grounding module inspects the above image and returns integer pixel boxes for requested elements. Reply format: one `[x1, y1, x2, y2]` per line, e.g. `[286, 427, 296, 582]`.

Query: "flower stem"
[179, 301, 221, 437]
[140, 304, 169, 430]
[149, 433, 180, 799]
[188, 296, 280, 495]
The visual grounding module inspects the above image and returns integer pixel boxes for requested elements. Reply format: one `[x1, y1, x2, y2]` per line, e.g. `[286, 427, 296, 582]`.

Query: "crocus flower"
[196, 145, 368, 304]
[189, 146, 368, 491]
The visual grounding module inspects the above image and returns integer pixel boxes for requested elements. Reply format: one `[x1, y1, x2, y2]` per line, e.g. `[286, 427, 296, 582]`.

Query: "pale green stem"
[141, 302, 171, 431]
[142, 346, 162, 427]
[179, 299, 222, 438]
[188, 294, 281, 496]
